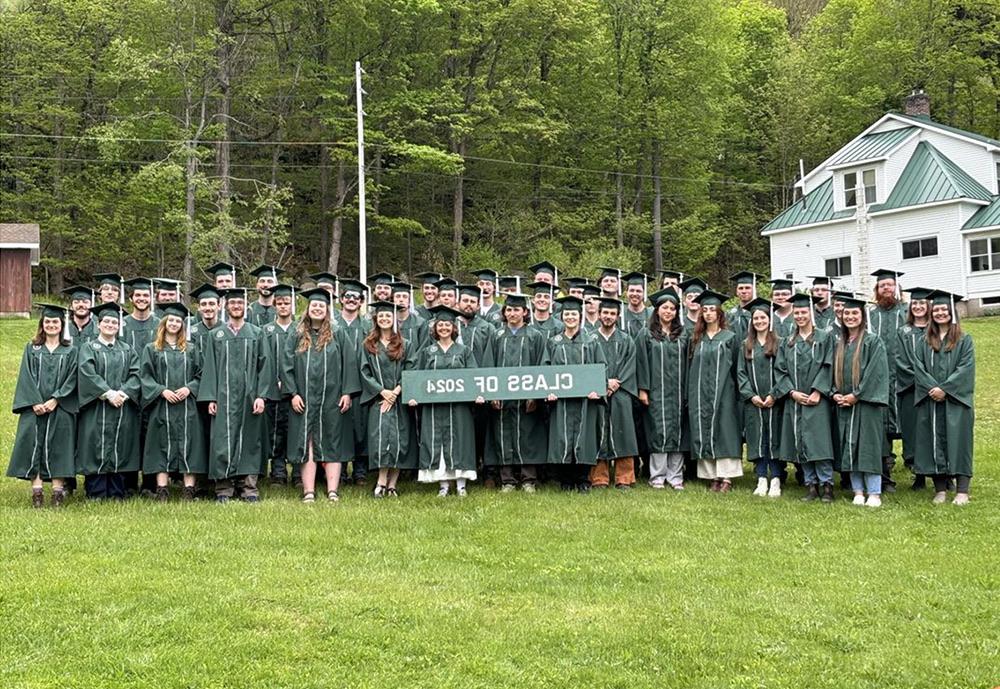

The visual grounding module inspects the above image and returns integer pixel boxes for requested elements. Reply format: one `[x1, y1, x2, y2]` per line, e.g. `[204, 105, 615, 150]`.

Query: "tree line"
[3, 0, 1000, 293]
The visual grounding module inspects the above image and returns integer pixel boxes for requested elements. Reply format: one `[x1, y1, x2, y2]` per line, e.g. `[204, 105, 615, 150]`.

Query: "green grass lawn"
[1, 318, 997, 689]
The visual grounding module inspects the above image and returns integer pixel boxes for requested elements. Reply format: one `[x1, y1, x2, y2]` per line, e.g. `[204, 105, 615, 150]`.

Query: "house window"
[995, 161, 1000, 191]
[825, 255, 852, 278]
[970, 236, 1000, 272]
[844, 169, 876, 207]
[902, 237, 938, 260]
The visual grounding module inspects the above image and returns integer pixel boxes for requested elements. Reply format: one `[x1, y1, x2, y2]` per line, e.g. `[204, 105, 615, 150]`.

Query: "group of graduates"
[9, 259, 975, 508]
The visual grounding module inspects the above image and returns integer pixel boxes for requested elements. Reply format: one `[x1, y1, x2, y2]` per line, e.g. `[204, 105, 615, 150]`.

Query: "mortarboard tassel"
[118, 277, 125, 304]
[291, 287, 297, 319]
[63, 310, 71, 341]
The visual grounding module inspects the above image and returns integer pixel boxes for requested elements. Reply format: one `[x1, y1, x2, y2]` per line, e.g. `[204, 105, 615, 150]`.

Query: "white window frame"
[969, 234, 1000, 273]
[844, 168, 877, 207]
[901, 235, 939, 261]
[824, 255, 852, 278]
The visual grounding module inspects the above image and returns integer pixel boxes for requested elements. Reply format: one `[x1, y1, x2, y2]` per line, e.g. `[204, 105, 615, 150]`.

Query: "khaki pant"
[500, 464, 538, 485]
[215, 474, 260, 499]
[590, 457, 636, 487]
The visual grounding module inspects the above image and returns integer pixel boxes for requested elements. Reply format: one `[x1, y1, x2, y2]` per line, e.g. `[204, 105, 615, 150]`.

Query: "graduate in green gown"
[472, 269, 504, 328]
[686, 290, 743, 491]
[809, 276, 836, 331]
[527, 281, 562, 337]
[735, 298, 783, 498]
[542, 296, 607, 492]
[868, 268, 908, 489]
[678, 277, 707, 333]
[768, 278, 795, 338]
[247, 264, 283, 327]
[8, 304, 79, 507]
[912, 291, 975, 505]
[62, 285, 98, 342]
[895, 286, 932, 488]
[281, 288, 361, 502]
[121, 278, 158, 351]
[831, 297, 889, 507]
[360, 301, 418, 497]
[726, 271, 760, 340]
[93, 272, 124, 305]
[391, 281, 425, 345]
[77, 302, 142, 500]
[635, 289, 688, 490]
[138, 303, 205, 500]
[456, 284, 496, 365]
[414, 272, 443, 320]
[152, 278, 182, 319]
[621, 272, 653, 337]
[259, 284, 297, 484]
[590, 297, 639, 489]
[198, 288, 272, 502]
[188, 284, 223, 348]
[334, 279, 372, 486]
[774, 294, 836, 503]
[483, 293, 548, 490]
[581, 284, 602, 334]
[407, 305, 481, 497]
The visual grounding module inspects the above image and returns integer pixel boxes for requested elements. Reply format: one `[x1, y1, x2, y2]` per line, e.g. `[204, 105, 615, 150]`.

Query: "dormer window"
[844, 169, 876, 207]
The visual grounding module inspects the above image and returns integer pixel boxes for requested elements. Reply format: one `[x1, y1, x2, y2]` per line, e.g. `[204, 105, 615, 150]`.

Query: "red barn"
[0, 223, 40, 317]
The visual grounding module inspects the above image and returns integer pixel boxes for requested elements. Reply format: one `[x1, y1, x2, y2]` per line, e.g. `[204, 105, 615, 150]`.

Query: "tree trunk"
[184, 151, 197, 289]
[319, 144, 330, 264]
[215, 0, 233, 258]
[452, 137, 466, 270]
[615, 153, 624, 248]
[328, 158, 346, 274]
[651, 139, 662, 272]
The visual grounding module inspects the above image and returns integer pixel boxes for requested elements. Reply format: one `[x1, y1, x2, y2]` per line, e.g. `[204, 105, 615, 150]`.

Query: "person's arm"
[11, 344, 44, 413]
[121, 345, 143, 405]
[938, 335, 975, 408]
[851, 336, 889, 406]
[77, 343, 113, 407]
[138, 344, 168, 410]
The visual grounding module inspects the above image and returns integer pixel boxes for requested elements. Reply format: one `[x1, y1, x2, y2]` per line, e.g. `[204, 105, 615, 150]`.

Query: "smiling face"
[71, 298, 92, 318]
[340, 292, 361, 314]
[98, 315, 120, 338]
[792, 306, 812, 329]
[307, 300, 328, 321]
[199, 298, 219, 321]
[771, 289, 791, 306]
[98, 284, 120, 304]
[931, 303, 952, 325]
[600, 275, 619, 295]
[910, 299, 928, 319]
[751, 309, 770, 333]
[599, 306, 619, 329]
[164, 314, 184, 336]
[225, 297, 246, 320]
[626, 284, 645, 306]
[42, 316, 63, 338]
[842, 307, 863, 329]
[373, 284, 392, 301]
[421, 284, 439, 304]
[477, 279, 495, 298]
[256, 275, 277, 295]
[532, 292, 551, 313]
[561, 308, 580, 329]
[375, 310, 394, 330]
[458, 293, 479, 316]
[434, 319, 455, 340]
[131, 289, 151, 312]
[657, 299, 677, 325]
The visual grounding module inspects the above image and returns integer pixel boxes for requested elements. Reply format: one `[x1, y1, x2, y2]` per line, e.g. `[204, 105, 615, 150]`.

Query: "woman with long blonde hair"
[138, 303, 205, 500]
[281, 288, 361, 502]
[831, 296, 889, 507]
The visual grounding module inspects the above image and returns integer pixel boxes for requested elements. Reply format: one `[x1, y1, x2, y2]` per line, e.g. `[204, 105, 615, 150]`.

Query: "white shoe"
[649, 481, 665, 490]
[457, 486, 468, 497]
[931, 491, 947, 505]
[753, 477, 768, 496]
[865, 494, 882, 508]
[767, 477, 781, 498]
[522, 483, 536, 493]
[953, 493, 969, 506]
[437, 486, 449, 498]
[852, 493, 865, 506]
[500, 484, 515, 493]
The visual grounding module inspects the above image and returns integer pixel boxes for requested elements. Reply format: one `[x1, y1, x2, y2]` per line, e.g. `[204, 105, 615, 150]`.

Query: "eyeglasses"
[342, 295, 361, 301]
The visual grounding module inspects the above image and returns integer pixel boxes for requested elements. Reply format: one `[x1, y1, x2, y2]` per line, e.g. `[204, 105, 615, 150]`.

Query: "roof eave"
[761, 216, 854, 237]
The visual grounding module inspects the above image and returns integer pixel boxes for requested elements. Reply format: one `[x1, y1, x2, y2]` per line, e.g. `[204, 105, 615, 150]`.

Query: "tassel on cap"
[63, 311, 71, 341]
[118, 278, 125, 304]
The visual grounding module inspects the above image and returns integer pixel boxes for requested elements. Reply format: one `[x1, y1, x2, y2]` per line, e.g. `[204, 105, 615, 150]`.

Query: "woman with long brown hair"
[912, 291, 975, 505]
[7, 304, 79, 507]
[281, 288, 361, 502]
[138, 303, 205, 501]
[831, 296, 889, 507]
[737, 298, 783, 497]
[686, 290, 742, 492]
[360, 301, 417, 497]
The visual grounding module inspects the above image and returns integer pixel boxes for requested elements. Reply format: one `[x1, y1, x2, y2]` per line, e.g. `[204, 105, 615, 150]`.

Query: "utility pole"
[356, 61, 367, 285]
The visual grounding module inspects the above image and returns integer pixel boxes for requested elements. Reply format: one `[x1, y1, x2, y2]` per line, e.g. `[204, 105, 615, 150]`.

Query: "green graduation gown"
[188, 318, 221, 352]
[121, 313, 157, 351]
[459, 314, 495, 367]
[481, 302, 503, 328]
[894, 323, 926, 464]
[335, 313, 370, 459]
[869, 302, 907, 437]
[686, 329, 741, 461]
[774, 331, 835, 462]
[595, 328, 639, 460]
[77, 338, 142, 475]
[198, 322, 272, 479]
[483, 326, 548, 466]
[912, 333, 975, 477]
[413, 341, 478, 473]
[8, 342, 79, 480]
[833, 333, 889, 474]
[624, 306, 652, 338]
[814, 306, 835, 331]
[260, 321, 295, 463]
[138, 342, 206, 474]
[635, 328, 688, 453]
[529, 314, 562, 338]
[247, 301, 276, 327]
[69, 317, 98, 343]
[771, 313, 795, 339]
[736, 339, 782, 461]
[281, 328, 362, 464]
[543, 330, 607, 465]
[360, 339, 418, 470]
[726, 305, 752, 341]
[397, 313, 425, 349]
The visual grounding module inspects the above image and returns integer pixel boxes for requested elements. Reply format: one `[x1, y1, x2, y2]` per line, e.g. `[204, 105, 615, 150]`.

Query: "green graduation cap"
[581, 284, 602, 299]
[471, 268, 499, 282]
[370, 272, 397, 285]
[622, 271, 649, 287]
[250, 264, 284, 279]
[598, 297, 622, 311]
[309, 272, 338, 287]
[554, 295, 584, 312]
[35, 302, 70, 319]
[62, 285, 94, 301]
[498, 275, 522, 293]
[190, 284, 221, 301]
[457, 284, 481, 299]
[692, 289, 729, 308]
[807, 275, 834, 287]
[153, 278, 181, 293]
[598, 266, 622, 280]
[529, 261, 558, 278]
[371, 300, 396, 314]
[502, 293, 530, 309]
[124, 277, 154, 292]
[415, 271, 443, 284]
[434, 277, 458, 294]
[927, 289, 963, 311]
[743, 297, 776, 313]
[271, 284, 296, 298]
[338, 279, 368, 297]
[649, 288, 680, 307]
[204, 262, 236, 279]
[768, 277, 794, 292]
[564, 276, 591, 289]
[838, 295, 870, 310]
[832, 290, 857, 302]
[156, 302, 190, 319]
[527, 280, 558, 296]
[660, 269, 684, 281]
[788, 293, 822, 309]
[428, 304, 463, 322]
[679, 277, 708, 295]
[871, 268, 903, 282]
[219, 287, 250, 301]
[91, 302, 126, 320]
[93, 272, 124, 287]
[904, 286, 934, 301]
[390, 281, 413, 295]
[729, 271, 760, 285]
[299, 287, 332, 305]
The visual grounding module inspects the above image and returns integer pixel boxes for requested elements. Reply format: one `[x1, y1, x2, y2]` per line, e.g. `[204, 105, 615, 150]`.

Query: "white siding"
[917, 130, 995, 192]
[882, 135, 919, 198]
[870, 205, 966, 296]
[767, 220, 858, 287]
[831, 163, 885, 213]
[963, 227, 1000, 298]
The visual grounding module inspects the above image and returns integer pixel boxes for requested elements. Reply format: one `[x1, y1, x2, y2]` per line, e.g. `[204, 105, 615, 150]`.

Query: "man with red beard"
[869, 268, 908, 492]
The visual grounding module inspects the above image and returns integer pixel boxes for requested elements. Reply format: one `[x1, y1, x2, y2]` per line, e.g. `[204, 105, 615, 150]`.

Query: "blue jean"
[753, 458, 782, 480]
[802, 460, 834, 485]
[850, 471, 882, 495]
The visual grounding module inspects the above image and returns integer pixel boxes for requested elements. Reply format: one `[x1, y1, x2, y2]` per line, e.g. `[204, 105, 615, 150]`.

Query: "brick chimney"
[905, 88, 930, 117]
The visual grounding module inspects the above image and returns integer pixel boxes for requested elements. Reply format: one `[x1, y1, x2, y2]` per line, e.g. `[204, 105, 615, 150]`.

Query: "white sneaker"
[953, 493, 969, 506]
[852, 493, 865, 506]
[437, 486, 449, 498]
[931, 491, 947, 505]
[753, 477, 768, 496]
[767, 477, 781, 498]
[649, 481, 665, 490]
[500, 484, 515, 493]
[865, 494, 882, 508]
[522, 483, 536, 493]
[457, 486, 468, 497]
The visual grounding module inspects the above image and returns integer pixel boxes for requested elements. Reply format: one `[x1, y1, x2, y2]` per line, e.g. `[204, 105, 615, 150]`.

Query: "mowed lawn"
[0, 317, 997, 689]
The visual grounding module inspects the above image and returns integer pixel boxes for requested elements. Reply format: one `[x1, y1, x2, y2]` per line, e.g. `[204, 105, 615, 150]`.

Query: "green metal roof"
[892, 112, 1000, 148]
[827, 127, 916, 167]
[762, 178, 854, 233]
[877, 141, 992, 211]
[963, 196, 1000, 230]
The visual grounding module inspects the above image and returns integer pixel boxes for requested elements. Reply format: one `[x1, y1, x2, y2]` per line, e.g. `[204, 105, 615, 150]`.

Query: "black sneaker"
[801, 485, 820, 502]
[821, 483, 835, 503]
[52, 490, 66, 508]
[910, 475, 926, 490]
[32, 490, 44, 509]
[181, 486, 196, 501]
[155, 487, 170, 502]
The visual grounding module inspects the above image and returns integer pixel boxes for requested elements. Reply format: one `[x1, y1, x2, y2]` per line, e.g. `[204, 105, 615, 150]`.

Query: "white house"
[762, 91, 1000, 313]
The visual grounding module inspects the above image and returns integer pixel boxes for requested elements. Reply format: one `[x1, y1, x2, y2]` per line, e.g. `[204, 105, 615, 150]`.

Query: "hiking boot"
[31, 489, 44, 509]
[181, 486, 196, 501]
[801, 484, 820, 502]
[155, 487, 169, 502]
[52, 489, 66, 508]
[821, 483, 835, 503]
